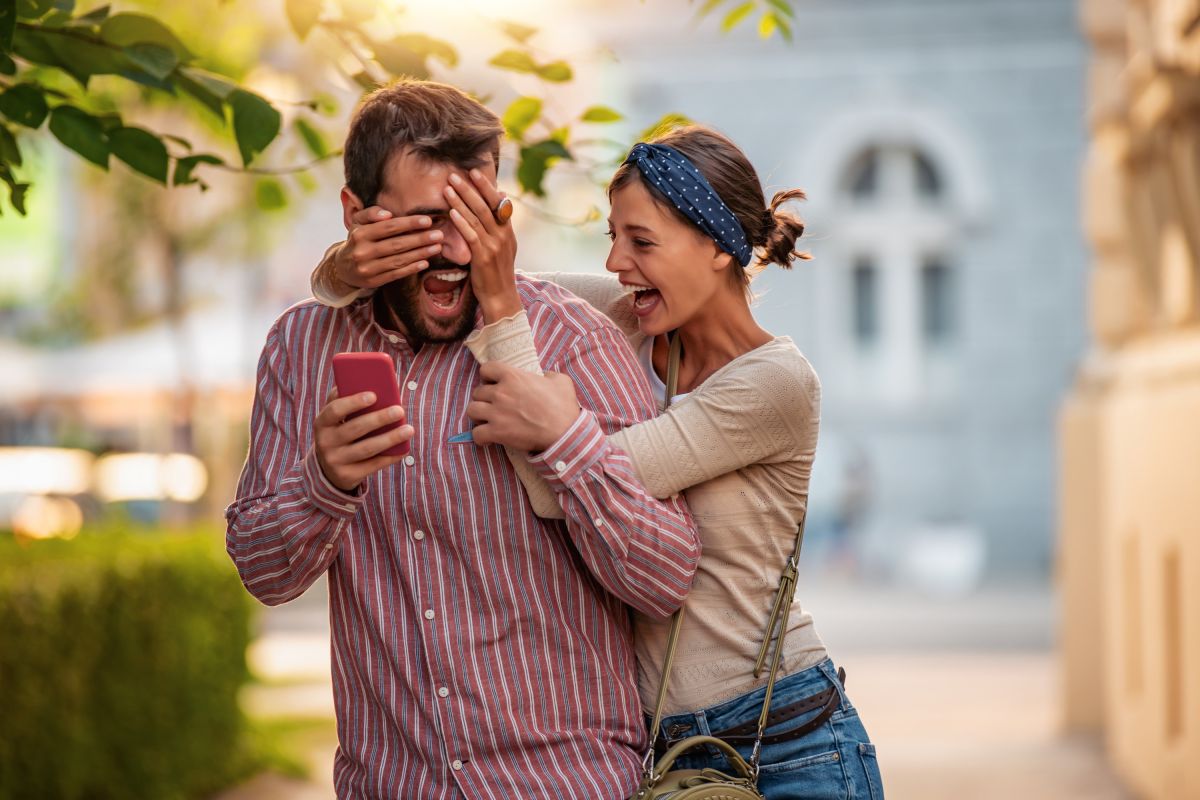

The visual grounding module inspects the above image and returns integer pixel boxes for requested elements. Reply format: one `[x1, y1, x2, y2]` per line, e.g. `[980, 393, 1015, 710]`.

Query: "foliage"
[0, 527, 259, 799]
[0, 0, 796, 216]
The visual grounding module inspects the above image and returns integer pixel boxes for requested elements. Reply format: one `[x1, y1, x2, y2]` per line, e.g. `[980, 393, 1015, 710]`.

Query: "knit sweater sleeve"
[609, 346, 821, 499]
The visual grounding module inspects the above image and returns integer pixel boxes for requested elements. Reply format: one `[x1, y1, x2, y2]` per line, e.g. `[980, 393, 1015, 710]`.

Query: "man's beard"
[375, 257, 478, 347]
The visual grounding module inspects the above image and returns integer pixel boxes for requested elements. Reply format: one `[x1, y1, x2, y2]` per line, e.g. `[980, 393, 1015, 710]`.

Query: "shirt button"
[593, 518, 604, 527]
[451, 760, 463, 771]
[387, 334, 399, 344]
[413, 530, 425, 540]
[437, 687, 450, 698]
[404, 455, 415, 466]
[324, 542, 334, 551]
[424, 609, 435, 620]
[554, 460, 567, 474]
[407, 380, 418, 391]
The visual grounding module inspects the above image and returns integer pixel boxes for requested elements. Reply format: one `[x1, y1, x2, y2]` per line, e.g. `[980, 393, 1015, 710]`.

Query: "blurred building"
[1060, 0, 1200, 796]
[588, 0, 1089, 577]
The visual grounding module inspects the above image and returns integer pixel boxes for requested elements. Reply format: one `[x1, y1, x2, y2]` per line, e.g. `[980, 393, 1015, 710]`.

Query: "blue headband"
[623, 142, 753, 267]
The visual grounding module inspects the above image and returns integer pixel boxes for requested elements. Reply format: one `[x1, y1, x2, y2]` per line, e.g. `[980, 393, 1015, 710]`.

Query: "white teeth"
[430, 285, 463, 309]
[436, 270, 468, 282]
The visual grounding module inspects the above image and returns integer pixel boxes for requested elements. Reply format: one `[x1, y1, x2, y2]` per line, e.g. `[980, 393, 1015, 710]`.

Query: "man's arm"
[225, 321, 410, 605]
[526, 324, 700, 620]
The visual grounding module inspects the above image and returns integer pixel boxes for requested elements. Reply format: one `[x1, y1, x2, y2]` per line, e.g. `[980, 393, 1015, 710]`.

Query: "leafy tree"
[0, 0, 795, 216]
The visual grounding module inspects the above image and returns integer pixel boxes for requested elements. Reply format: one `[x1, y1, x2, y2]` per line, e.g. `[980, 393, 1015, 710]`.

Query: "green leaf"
[123, 42, 177, 80]
[52, 0, 73, 13]
[758, 11, 776, 39]
[0, 168, 30, 214]
[255, 177, 286, 210]
[43, 29, 129, 85]
[48, 104, 108, 168]
[498, 20, 537, 43]
[109, 125, 168, 183]
[11, 28, 63, 68]
[0, 53, 14, 74]
[774, 12, 793, 41]
[488, 49, 537, 74]
[229, 88, 281, 167]
[16, 0, 53, 20]
[525, 138, 571, 161]
[293, 117, 327, 158]
[765, 0, 794, 18]
[374, 40, 428, 79]
[501, 96, 541, 141]
[0, 84, 48, 127]
[1, 0, 16, 52]
[285, 0, 321, 40]
[581, 105, 622, 123]
[721, 1, 754, 32]
[0, 124, 21, 166]
[694, 0, 725, 19]
[638, 112, 691, 142]
[392, 33, 457, 68]
[73, 4, 110, 26]
[162, 133, 191, 151]
[177, 66, 236, 117]
[100, 12, 192, 61]
[516, 139, 572, 197]
[536, 60, 572, 82]
[173, 152, 222, 186]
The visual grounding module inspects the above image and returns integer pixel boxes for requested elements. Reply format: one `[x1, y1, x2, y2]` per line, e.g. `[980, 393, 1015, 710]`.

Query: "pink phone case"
[332, 352, 409, 457]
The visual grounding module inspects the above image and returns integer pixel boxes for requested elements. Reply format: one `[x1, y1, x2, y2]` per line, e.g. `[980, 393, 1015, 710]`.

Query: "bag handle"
[642, 331, 809, 783]
[653, 735, 755, 780]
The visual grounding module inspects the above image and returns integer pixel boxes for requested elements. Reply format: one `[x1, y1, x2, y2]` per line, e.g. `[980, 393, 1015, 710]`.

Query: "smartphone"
[331, 352, 410, 457]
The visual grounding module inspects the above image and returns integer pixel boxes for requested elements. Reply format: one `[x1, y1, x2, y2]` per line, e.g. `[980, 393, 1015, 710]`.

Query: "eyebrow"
[407, 205, 449, 217]
[611, 222, 656, 235]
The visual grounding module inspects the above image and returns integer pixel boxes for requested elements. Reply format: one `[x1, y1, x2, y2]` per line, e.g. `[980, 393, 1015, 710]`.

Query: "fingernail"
[418, 216, 431, 226]
[376, 209, 390, 219]
[470, 169, 481, 180]
[428, 245, 441, 253]
[389, 406, 402, 420]
[449, 173, 462, 184]
[362, 392, 375, 403]
[429, 231, 443, 241]
[415, 261, 428, 270]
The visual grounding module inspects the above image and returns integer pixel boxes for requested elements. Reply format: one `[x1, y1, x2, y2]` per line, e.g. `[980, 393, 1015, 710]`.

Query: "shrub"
[0, 528, 257, 799]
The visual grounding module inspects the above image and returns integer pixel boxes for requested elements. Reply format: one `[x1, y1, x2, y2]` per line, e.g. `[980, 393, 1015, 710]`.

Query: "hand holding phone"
[314, 353, 412, 492]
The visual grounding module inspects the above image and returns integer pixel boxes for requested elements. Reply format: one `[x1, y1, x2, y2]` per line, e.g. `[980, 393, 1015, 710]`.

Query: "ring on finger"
[492, 197, 513, 224]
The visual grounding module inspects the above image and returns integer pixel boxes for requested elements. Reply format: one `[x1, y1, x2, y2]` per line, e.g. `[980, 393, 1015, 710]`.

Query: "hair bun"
[758, 189, 811, 269]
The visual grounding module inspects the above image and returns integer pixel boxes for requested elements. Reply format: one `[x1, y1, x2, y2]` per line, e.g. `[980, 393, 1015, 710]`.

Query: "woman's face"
[605, 179, 729, 337]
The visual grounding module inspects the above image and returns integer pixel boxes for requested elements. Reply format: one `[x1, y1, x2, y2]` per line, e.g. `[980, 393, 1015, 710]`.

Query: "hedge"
[0, 529, 256, 800]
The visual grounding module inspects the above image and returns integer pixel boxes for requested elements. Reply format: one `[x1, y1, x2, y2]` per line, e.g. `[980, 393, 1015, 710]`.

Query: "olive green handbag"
[629, 334, 809, 800]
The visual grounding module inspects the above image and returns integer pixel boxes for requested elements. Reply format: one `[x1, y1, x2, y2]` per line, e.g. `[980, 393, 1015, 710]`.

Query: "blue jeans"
[650, 659, 884, 799]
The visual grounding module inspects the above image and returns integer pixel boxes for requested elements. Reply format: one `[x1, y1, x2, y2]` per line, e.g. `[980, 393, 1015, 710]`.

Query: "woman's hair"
[609, 125, 811, 290]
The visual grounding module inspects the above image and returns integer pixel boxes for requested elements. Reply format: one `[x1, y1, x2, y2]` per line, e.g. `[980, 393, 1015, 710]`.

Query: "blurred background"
[2, 0, 1197, 797]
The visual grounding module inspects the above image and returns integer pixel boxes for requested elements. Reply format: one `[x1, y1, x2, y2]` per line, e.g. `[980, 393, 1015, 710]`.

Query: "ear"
[709, 238, 736, 274]
[340, 186, 364, 232]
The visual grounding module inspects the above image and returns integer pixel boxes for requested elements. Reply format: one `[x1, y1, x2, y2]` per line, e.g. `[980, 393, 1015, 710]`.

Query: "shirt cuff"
[311, 242, 373, 308]
[528, 410, 607, 490]
[302, 447, 366, 518]
[464, 309, 544, 374]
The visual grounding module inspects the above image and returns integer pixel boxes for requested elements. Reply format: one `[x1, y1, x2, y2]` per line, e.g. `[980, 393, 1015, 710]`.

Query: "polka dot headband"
[624, 142, 753, 267]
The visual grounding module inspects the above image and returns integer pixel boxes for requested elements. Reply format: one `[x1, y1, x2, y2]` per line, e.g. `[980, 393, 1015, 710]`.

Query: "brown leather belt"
[654, 667, 846, 751]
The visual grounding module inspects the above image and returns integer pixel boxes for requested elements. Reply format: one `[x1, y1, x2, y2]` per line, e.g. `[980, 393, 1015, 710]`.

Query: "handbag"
[629, 333, 810, 800]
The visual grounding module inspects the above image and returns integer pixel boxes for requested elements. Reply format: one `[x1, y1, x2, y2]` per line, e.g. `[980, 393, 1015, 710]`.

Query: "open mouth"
[421, 269, 470, 318]
[630, 286, 662, 317]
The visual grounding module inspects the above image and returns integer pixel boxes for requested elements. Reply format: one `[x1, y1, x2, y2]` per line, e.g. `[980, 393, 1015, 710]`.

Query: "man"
[225, 79, 699, 799]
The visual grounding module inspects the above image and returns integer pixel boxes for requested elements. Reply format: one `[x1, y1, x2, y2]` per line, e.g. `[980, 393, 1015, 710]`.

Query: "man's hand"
[333, 208, 446, 292]
[467, 362, 582, 451]
[443, 169, 522, 322]
[314, 388, 414, 492]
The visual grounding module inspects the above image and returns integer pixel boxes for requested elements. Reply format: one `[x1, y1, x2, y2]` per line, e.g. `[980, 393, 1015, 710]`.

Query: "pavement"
[223, 575, 1132, 799]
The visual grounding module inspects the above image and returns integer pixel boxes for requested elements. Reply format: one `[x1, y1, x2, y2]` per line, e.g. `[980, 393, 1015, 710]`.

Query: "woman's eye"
[633, 238, 653, 248]
[605, 229, 616, 240]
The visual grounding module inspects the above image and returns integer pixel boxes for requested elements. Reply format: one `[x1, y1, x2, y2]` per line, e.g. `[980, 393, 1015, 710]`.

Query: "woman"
[313, 125, 884, 799]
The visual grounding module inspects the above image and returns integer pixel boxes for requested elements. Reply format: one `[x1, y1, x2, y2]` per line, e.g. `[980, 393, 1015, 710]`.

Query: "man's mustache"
[425, 257, 471, 273]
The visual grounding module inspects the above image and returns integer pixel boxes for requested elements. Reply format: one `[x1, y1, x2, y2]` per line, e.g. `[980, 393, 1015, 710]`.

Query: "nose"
[605, 242, 630, 274]
[440, 224, 472, 265]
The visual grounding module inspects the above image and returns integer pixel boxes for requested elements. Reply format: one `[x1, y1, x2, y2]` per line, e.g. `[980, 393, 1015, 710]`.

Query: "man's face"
[370, 149, 497, 345]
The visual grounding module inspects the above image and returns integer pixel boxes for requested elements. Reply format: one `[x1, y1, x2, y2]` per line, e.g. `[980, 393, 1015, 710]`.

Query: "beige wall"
[1060, 0, 1200, 796]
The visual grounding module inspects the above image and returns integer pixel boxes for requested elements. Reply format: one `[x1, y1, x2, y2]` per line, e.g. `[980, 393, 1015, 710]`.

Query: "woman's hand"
[467, 362, 582, 452]
[443, 169, 522, 322]
[333, 207, 445, 291]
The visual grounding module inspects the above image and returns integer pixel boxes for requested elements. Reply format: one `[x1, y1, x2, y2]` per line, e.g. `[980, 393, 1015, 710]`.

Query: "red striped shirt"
[226, 275, 699, 799]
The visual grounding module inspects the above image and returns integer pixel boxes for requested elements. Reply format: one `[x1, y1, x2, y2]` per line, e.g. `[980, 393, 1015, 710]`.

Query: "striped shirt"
[225, 275, 699, 800]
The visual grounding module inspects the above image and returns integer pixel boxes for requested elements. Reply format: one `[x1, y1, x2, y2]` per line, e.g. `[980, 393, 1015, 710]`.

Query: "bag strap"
[642, 331, 809, 784]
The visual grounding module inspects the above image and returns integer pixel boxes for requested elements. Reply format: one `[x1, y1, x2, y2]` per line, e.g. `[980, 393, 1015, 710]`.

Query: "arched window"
[834, 144, 960, 405]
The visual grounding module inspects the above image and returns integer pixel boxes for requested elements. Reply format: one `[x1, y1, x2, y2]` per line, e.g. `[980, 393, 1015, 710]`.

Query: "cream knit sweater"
[314, 267, 829, 714]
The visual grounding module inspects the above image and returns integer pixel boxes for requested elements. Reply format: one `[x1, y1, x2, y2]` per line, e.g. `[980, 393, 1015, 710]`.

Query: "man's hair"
[344, 79, 503, 206]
